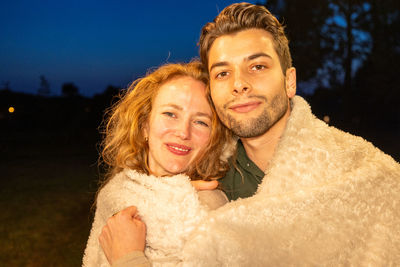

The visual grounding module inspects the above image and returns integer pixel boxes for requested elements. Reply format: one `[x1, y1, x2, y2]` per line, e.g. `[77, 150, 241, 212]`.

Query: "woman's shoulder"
[101, 169, 152, 188]
[100, 169, 131, 191]
[96, 170, 146, 217]
[98, 170, 193, 201]
[123, 169, 194, 191]
[97, 170, 138, 203]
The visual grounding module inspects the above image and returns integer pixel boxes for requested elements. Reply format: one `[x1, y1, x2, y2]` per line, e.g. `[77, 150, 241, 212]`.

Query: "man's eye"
[251, 65, 266, 71]
[216, 71, 229, 79]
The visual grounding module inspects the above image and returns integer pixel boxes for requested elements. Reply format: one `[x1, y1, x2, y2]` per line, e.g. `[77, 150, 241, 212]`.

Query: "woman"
[83, 61, 234, 266]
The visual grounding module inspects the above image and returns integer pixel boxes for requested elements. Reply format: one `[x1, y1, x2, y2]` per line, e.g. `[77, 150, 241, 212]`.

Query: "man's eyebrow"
[209, 53, 272, 72]
[247, 52, 272, 61]
[209, 61, 228, 72]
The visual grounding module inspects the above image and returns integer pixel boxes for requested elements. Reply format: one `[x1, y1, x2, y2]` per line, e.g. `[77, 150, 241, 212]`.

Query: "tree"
[1, 81, 11, 91]
[352, 0, 400, 129]
[327, 0, 371, 91]
[261, 0, 400, 132]
[38, 75, 50, 96]
[263, 0, 333, 86]
[263, 0, 371, 92]
[61, 82, 79, 97]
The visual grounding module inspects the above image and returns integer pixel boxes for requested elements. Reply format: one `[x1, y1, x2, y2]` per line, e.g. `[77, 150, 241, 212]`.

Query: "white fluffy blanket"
[84, 96, 400, 266]
[82, 169, 227, 267]
[181, 96, 400, 266]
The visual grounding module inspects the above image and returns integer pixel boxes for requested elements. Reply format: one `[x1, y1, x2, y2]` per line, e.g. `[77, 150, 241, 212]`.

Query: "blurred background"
[1, 0, 399, 265]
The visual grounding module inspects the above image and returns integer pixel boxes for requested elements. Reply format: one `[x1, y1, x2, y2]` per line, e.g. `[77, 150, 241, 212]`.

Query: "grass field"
[0, 130, 100, 266]
[0, 127, 398, 266]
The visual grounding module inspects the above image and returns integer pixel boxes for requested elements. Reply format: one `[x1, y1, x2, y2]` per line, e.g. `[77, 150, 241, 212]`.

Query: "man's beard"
[218, 93, 288, 138]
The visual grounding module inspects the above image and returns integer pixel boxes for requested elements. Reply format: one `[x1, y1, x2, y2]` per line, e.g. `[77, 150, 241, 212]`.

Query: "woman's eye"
[163, 112, 176, 118]
[195, 120, 209, 127]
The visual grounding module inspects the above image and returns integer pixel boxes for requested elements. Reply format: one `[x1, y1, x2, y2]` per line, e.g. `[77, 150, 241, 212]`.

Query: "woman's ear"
[143, 122, 149, 142]
[285, 67, 296, 98]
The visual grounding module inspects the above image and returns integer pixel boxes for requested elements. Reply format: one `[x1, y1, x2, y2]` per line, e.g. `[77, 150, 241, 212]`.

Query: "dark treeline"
[0, 85, 120, 145]
[263, 0, 400, 132]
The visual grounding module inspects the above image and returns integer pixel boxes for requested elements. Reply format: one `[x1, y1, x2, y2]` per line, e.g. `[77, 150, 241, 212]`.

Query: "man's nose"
[232, 71, 251, 95]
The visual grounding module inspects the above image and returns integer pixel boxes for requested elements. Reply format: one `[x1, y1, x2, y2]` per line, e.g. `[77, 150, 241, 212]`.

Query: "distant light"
[323, 115, 330, 124]
[8, 107, 15, 113]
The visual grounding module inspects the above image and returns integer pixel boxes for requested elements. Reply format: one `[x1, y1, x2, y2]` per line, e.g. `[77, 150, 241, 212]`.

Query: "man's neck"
[241, 107, 291, 172]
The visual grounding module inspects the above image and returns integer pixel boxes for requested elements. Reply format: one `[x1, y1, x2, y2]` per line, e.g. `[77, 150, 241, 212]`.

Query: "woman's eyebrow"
[161, 104, 211, 118]
[161, 103, 182, 110]
[195, 112, 212, 119]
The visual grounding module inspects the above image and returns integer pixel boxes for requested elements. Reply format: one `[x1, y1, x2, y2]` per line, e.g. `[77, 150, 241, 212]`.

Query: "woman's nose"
[175, 120, 190, 140]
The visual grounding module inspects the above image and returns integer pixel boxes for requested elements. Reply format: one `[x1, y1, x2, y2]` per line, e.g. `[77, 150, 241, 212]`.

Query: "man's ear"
[285, 67, 296, 98]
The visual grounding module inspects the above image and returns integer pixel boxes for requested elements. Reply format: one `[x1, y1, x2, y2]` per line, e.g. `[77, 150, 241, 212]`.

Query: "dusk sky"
[1, 0, 259, 97]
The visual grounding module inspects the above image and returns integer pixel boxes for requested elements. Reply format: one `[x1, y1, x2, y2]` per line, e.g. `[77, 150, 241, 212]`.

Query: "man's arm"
[111, 251, 150, 267]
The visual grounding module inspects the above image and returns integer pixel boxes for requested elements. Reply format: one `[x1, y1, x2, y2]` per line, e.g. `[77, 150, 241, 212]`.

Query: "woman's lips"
[229, 101, 261, 113]
[166, 143, 192, 155]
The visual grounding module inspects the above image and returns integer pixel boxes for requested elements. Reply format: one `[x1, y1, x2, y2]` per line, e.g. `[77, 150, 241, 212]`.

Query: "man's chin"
[229, 123, 268, 138]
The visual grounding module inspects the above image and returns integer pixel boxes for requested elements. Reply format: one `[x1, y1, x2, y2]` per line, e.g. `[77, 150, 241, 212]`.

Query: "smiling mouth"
[229, 102, 261, 113]
[166, 144, 191, 155]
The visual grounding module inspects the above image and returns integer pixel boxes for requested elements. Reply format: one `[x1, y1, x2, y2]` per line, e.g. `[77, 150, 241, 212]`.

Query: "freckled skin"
[144, 76, 212, 177]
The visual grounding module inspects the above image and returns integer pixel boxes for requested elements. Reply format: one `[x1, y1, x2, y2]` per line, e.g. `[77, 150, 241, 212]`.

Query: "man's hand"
[99, 206, 146, 265]
[191, 180, 218, 191]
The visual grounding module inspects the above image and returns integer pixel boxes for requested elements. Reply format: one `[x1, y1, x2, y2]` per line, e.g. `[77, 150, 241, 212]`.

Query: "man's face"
[208, 28, 296, 138]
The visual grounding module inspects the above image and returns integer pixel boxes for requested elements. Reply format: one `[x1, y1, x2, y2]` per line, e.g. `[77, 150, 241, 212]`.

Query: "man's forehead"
[208, 29, 277, 66]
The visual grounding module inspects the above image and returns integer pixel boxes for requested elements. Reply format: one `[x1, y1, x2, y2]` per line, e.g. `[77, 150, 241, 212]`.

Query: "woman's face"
[145, 76, 212, 177]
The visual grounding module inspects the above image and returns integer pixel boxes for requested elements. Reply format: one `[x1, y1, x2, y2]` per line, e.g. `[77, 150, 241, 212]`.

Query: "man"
[98, 3, 400, 266]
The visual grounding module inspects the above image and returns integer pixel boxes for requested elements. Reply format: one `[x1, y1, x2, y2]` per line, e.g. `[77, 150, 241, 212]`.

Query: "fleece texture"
[181, 96, 400, 266]
[82, 169, 228, 267]
[84, 96, 400, 266]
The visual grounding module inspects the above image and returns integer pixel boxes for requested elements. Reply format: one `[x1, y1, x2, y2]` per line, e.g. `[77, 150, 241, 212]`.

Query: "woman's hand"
[191, 180, 218, 191]
[99, 206, 146, 265]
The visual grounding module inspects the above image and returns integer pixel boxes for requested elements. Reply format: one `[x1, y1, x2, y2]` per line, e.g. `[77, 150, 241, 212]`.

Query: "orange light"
[8, 107, 15, 113]
[323, 115, 330, 124]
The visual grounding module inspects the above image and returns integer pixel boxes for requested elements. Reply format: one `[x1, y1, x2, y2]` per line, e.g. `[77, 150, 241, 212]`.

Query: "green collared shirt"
[219, 140, 265, 201]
